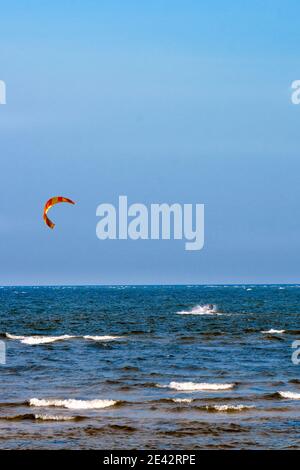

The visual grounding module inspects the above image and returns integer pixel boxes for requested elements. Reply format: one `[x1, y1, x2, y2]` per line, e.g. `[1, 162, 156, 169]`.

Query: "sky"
[0, 0, 300, 285]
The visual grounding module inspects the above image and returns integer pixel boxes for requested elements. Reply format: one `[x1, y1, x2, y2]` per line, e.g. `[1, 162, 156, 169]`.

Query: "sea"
[0, 284, 300, 449]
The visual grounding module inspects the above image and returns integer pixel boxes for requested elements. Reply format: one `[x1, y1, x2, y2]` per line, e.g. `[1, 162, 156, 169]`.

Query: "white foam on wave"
[172, 398, 194, 403]
[207, 404, 254, 412]
[6, 333, 122, 345]
[5, 334, 24, 340]
[34, 414, 76, 421]
[29, 398, 118, 409]
[165, 381, 234, 391]
[6, 333, 74, 345]
[278, 391, 300, 400]
[177, 304, 220, 315]
[261, 329, 285, 334]
[83, 335, 121, 341]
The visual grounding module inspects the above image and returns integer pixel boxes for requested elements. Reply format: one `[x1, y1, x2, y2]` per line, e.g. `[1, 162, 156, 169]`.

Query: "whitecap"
[278, 391, 300, 400]
[261, 329, 285, 334]
[165, 381, 234, 391]
[6, 333, 25, 340]
[6, 333, 122, 345]
[34, 414, 77, 421]
[83, 335, 121, 342]
[172, 398, 194, 403]
[6, 333, 75, 345]
[206, 404, 254, 412]
[177, 304, 220, 315]
[29, 398, 118, 409]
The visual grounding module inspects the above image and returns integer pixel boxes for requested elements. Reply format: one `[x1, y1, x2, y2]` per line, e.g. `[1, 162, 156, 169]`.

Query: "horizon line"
[0, 282, 299, 288]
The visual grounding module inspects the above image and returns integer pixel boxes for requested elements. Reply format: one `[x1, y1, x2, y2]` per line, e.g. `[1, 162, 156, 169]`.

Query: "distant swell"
[177, 304, 220, 315]
[84, 424, 138, 435]
[163, 381, 235, 391]
[0, 401, 27, 408]
[29, 398, 118, 409]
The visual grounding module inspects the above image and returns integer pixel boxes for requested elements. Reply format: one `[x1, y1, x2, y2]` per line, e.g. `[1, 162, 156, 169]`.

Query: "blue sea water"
[0, 285, 300, 449]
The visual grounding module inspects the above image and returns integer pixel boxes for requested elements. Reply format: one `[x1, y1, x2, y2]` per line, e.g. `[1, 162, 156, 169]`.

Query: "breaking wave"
[6, 333, 122, 345]
[177, 304, 220, 315]
[34, 414, 79, 421]
[206, 404, 254, 412]
[172, 398, 194, 403]
[6, 334, 75, 345]
[163, 381, 235, 391]
[278, 391, 300, 400]
[261, 329, 285, 334]
[29, 398, 118, 409]
[83, 335, 121, 341]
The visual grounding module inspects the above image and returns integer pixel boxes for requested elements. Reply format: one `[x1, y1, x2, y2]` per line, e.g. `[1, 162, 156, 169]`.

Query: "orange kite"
[43, 196, 75, 229]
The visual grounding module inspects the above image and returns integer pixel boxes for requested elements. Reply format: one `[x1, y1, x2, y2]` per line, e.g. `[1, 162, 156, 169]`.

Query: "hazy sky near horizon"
[1, 1, 300, 284]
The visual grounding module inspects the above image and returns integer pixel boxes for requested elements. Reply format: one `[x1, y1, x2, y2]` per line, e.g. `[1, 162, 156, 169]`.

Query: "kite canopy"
[43, 196, 75, 229]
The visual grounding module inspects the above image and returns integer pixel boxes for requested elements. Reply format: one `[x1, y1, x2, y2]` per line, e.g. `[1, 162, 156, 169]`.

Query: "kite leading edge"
[43, 196, 75, 229]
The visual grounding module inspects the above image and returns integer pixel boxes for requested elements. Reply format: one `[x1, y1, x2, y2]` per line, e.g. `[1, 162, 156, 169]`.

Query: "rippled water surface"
[1, 285, 300, 449]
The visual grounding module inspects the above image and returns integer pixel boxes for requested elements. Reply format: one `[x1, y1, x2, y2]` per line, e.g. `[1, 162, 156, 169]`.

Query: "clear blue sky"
[0, 1, 300, 285]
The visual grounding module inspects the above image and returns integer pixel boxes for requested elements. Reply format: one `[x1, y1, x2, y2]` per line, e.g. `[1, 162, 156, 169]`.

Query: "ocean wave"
[34, 414, 80, 421]
[0, 401, 27, 408]
[177, 304, 220, 315]
[167, 403, 255, 413]
[278, 391, 300, 400]
[6, 333, 122, 345]
[164, 381, 235, 391]
[206, 404, 254, 412]
[2, 413, 81, 421]
[83, 335, 121, 341]
[172, 398, 194, 403]
[261, 329, 285, 334]
[6, 333, 75, 345]
[29, 398, 118, 409]
[84, 424, 138, 435]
